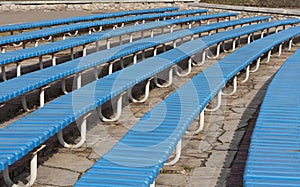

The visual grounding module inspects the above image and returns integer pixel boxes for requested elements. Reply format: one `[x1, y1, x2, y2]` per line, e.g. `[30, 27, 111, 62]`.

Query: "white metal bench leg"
[205, 91, 222, 112]
[39, 86, 49, 108]
[154, 68, 173, 88]
[288, 38, 294, 51]
[76, 73, 82, 89]
[186, 110, 205, 135]
[16, 62, 22, 77]
[133, 53, 138, 64]
[164, 139, 182, 166]
[128, 78, 152, 103]
[39, 56, 43, 69]
[222, 38, 237, 53]
[250, 57, 261, 73]
[106, 39, 111, 49]
[3, 145, 45, 187]
[83, 45, 87, 56]
[277, 43, 283, 57]
[150, 30, 154, 38]
[61, 78, 69, 94]
[266, 50, 272, 63]
[98, 93, 124, 122]
[153, 47, 158, 56]
[129, 33, 134, 42]
[175, 58, 192, 77]
[58, 114, 89, 148]
[52, 54, 56, 66]
[207, 42, 221, 59]
[34, 40, 39, 47]
[193, 50, 206, 66]
[21, 96, 30, 112]
[120, 58, 125, 69]
[1, 47, 5, 53]
[150, 181, 155, 187]
[70, 48, 74, 60]
[221, 76, 237, 96]
[242, 66, 250, 83]
[95, 41, 100, 51]
[108, 63, 114, 75]
[1, 65, 7, 81]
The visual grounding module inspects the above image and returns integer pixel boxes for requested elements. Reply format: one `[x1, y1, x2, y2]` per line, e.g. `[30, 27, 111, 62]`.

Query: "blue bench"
[0, 7, 178, 34]
[0, 12, 242, 81]
[3, 17, 292, 112]
[74, 26, 300, 187]
[0, 9, 209, 52]
[1, 21, 299, 186]
[244, 48, 300, 186]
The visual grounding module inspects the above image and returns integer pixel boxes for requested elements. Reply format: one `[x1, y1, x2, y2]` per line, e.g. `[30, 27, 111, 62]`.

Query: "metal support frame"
[205, 91, 222, 112]
[58, 113, 90, 148]
[98, 93, 125, 122]
[93, 66, 99, 80]
[207, 43, 221, 59]
[89, 26, 103, 34]
[61, 78, 69, 94]
[164, 139, 182, 166]
[63, 30, 79, 40]
[266, 50, 272, 63]
[150, 181, 155, 187]
[1, 47, 5, 53]
[277, 43, 283, 57]
[76, 73, 82, 89]
[16, 62, 22, 77]
[21, 96, 29, 112]
[82, 45, 87, 57]
[70, 48, 74, 60]
[128, 78, 152, 103]
[106, 38, 111, 49]
[242, 66, 250, 83]
[174, 58, 192, 77]
[3, 145, 45, 187]
[250, 57, 261, 73]
[113, 22, 125, 30]
[12, 41, 23, 47]
[192, 50, 206, 66]
[186, 110, 205, 135]
[39, 86, 49, 107]
[0, 65, 6, 81]
[154, 68, 173, 88]
[222, 38, 237, 53]
[221, 76, 237, 96]
[39, 56, 43, 69]
[51, 54, 56, 66]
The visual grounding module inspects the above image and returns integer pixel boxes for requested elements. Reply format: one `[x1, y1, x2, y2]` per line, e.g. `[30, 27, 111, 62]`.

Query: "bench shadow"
[215, 75, 274, 187]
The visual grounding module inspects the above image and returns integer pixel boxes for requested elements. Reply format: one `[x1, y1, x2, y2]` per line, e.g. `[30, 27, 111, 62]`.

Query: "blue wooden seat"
[0, 12, 243, 80]
[3, 17, 293, 112]
[1, 20, 299, 186]
[0, 7, 178, 34]
[74, 26, 300, 187]
[244, 49, 300, 187]
[0, 9, 209, 52]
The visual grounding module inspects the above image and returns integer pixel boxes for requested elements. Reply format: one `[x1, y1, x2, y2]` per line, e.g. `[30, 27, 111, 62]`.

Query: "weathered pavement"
[0, 10, 298, 187]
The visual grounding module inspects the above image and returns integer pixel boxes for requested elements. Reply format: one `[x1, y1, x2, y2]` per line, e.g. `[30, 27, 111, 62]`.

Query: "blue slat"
[2, 18, 298, 105]
[0, 9, 209, 46]
[244, 48, 300, 186]
[0, 7, 178, 33]
[75, 27, 300, 186]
